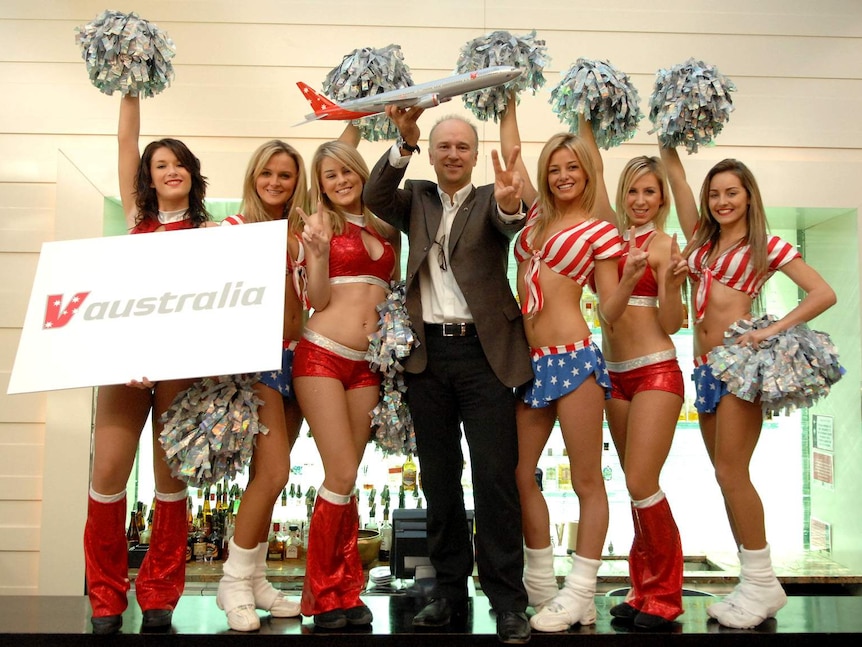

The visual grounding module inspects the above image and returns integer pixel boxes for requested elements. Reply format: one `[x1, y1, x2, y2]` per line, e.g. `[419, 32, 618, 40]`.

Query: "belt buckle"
[442, 323, 464, 337]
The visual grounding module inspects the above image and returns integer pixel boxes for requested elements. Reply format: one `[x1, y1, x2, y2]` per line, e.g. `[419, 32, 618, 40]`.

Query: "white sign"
[8, 220, 288, 394]
[812, 414, 834, 452]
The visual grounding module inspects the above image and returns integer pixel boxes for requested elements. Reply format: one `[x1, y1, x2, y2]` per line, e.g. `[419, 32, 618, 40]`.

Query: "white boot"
[530, 554, 599, 632]
[705, 548, 743, 618]
[707, 544, 787, 629]
[251, 542, 299, 618]
[523, 545, 559, 612]
[252, 543, 301, 618]
[217, 538, 261, 631]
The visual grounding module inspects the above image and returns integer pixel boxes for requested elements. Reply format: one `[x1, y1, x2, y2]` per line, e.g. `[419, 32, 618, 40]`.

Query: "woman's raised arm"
[118, 95, 142, 228]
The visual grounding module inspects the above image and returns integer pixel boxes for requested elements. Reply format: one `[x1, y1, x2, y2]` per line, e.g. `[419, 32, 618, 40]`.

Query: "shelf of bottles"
[125, 426, 428, 567]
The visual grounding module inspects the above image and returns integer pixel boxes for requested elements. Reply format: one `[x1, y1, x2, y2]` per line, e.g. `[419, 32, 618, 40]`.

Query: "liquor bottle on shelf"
[398, 485, 406, 509]
[187, 496, 194, 533]
[193, 525, 207, 562]
[135, 500, 146, 533]
[402, 454, 417, 492]
[378, 504, 392, 562]
[558, 461, 572, 490]
[304, 486, 316, 521]
[202, 490, 211, 522]
[126, 508, 140, 548]
[284, 524, 302, 560]
[267, 522, 284, 561]
[366, 503, 378, 531]
[140, 508, 153, 545]
[206, 519, 222, 562]
[222, 511, 235, 561]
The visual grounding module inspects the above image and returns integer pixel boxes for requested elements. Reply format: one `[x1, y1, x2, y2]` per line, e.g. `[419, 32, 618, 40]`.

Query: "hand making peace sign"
[492, 145, 525, 215]
[296, 201, 332, 260]
[621, 226, 656, 284]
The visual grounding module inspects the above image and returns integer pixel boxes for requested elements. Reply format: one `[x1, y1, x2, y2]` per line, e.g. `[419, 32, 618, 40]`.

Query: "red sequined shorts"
[607, 350, 684, 401]
[293, 329, 380, 390]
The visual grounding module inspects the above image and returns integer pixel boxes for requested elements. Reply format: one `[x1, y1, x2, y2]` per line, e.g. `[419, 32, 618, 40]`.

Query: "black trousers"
[406, 332, 527, 613]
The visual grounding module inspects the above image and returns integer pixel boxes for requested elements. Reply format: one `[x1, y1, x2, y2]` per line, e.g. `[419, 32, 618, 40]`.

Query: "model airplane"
[296, 65, 522, 124]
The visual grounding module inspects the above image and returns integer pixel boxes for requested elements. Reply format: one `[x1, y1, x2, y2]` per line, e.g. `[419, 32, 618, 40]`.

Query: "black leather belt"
[425, 322, 477, 337]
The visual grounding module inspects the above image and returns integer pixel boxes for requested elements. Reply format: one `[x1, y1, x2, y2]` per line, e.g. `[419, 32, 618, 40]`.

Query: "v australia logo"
[44, 292, 91, 329]
[40, 282, 265, 331]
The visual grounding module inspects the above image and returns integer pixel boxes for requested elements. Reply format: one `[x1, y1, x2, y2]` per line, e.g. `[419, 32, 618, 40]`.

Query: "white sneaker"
[529, 599, 597, 632]
[217, 577, 261, 632]
[708, 585, 787, 629]
[263, 593, 301, 618]
[706, 582, 743, 620]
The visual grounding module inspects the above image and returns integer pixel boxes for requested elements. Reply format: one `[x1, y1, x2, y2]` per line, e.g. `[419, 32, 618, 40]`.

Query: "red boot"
[135, 493, 187, 630]
[84, 493, 129, 634]
[611, 504, 650, 620]
[301, 489, 373, 627]
[339, 495, 372, 625]
[301, 494, 350, 625]
[634, 495, 683, 626]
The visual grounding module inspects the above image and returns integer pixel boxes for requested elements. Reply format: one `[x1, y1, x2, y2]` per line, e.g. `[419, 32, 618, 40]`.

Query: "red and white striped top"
[686, 235, 800, 323]
[514, 202, 622, 315]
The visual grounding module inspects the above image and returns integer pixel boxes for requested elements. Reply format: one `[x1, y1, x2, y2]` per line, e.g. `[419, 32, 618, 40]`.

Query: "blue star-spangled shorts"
[692, 356, 729, 414]
[523, 338, 611, 409]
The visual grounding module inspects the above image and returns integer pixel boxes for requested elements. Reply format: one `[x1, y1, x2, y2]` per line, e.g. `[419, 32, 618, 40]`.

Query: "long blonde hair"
[533, 133, 597, 243]
[686, 158, 769, 277]
[309, 141, 387, 238]
[241, 140, 308, 228]
[615, 156, 670, 231]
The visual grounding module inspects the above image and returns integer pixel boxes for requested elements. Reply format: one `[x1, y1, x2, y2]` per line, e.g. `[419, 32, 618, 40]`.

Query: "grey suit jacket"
[364, 152, 532, 389]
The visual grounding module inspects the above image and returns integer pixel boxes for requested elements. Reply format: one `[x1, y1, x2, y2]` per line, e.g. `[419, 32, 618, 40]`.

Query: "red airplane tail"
[297, 82, 338, 116]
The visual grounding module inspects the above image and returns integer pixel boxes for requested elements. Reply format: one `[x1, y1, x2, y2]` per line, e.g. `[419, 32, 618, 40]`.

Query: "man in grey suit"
[364, 105, 533, 644]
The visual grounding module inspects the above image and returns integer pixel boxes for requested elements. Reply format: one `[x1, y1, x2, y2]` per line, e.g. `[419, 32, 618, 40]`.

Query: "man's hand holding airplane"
[385, 104, 425, 153]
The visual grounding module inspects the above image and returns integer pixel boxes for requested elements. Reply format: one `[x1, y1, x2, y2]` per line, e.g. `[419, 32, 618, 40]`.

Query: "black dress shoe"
[609, 602, 639, 620]
[91, 614, 122, 635]
[496, 610, 531, 644]
[413, 598, 467, 628]
[141, 609, 173, 632]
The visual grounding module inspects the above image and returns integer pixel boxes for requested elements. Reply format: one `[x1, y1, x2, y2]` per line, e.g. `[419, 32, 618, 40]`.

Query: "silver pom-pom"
[366, 282, 417, 456]
[322, 45, 414, 142]
[707, 315, 844, 416]
[159, 375, 268, 486]
[74, 10, 175, 98]
[649, 58, 736, 154]
[549, 58, 642, 149]
[455, 30, 549, 122]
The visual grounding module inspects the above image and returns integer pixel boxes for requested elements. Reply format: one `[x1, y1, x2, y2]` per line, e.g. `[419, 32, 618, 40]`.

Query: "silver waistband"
[605, 348, 677, 373]
[302, 329, 367, 361]
[330, 275, 389, 290]
[628, 295, 659, 307]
